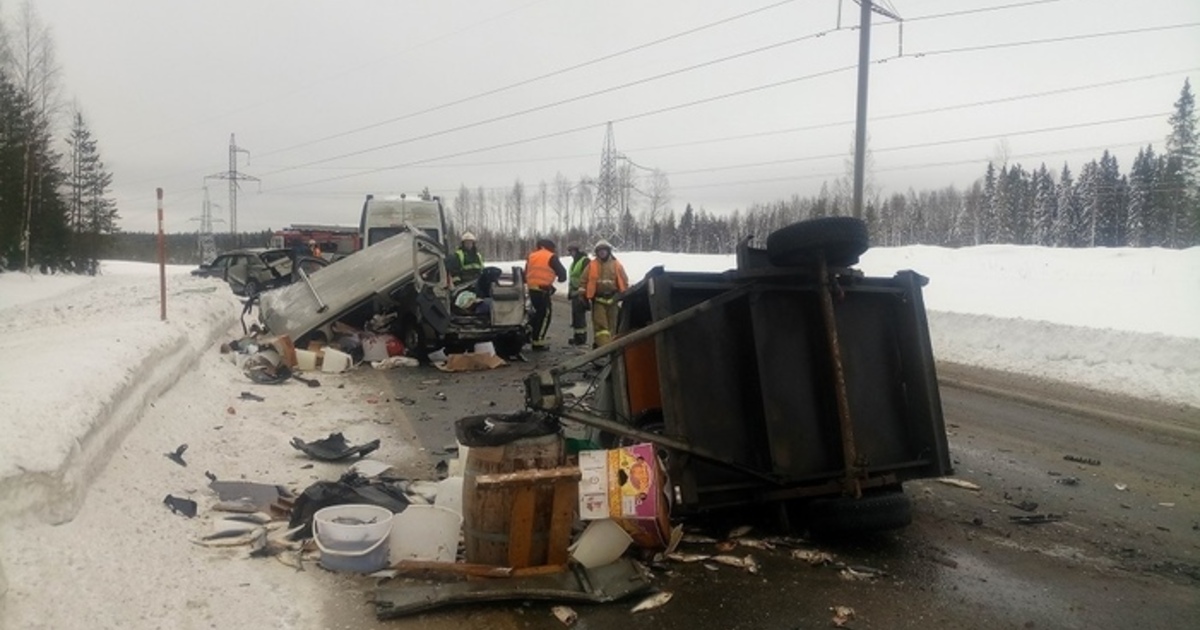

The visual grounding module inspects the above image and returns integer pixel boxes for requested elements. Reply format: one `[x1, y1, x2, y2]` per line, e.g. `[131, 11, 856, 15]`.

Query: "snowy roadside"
[0, 265, 240, 526]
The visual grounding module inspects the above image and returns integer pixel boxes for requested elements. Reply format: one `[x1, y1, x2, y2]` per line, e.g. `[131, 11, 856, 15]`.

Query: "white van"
[359, 194, 446, 248]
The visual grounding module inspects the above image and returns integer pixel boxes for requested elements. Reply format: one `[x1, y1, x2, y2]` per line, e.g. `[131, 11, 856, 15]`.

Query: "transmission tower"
[592, 122, 620, 242]
[207, 134, 258, 244]
[191, 186, 224, 263]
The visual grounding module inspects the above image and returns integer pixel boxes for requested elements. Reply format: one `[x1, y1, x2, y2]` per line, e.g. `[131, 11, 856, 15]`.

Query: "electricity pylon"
[207, 134, 257, 245]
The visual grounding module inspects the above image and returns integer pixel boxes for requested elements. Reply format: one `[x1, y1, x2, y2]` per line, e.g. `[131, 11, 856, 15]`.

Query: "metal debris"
[1063, 455, 1100, 466]
[163, 494, 197, 518]
[164, 444, 188, 467]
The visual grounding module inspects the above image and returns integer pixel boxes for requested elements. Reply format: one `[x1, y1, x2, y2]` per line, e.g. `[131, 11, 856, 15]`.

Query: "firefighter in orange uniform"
[524, 238, 567, 351]
[584, 239, 628, 347]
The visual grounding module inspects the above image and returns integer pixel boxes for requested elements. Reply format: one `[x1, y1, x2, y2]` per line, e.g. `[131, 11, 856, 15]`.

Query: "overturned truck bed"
[527, 223, 952, 529]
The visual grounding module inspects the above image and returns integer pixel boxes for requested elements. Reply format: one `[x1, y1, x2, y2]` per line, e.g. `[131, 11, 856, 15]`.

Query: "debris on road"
[709, 554, 760, 574]
[1009, 514, 1064, 525]
[1063, 454, 1101, 466]
[831, 605, 856, 627]
[1056, 476, 1081, 486]
[290, 432, 381, 461]
[938, 478, 982, 491]
[665, 552, 712, 563]
[631, 591, 673, 613]
[1114, 483, 1129, 491]
[551, 605, 578, 626]
[163, 494, 197, 518]
[164, 443, 188, 467]
[839, 567, 879, 582]
[371, 356, 420, 370]
[239, 391, 265, 402]
[727, 525, 753, 539]
[1010, 500, 1039, 512]
[292, 373, 321, 388]
[792, 549, 836, 566]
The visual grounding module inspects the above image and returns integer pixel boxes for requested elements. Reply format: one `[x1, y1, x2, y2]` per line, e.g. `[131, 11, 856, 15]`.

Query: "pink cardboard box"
[577, 443, 671, 549]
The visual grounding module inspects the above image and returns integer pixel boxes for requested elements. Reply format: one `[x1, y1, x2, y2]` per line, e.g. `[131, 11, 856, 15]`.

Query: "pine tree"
[980, 162, 998, 243]
[1093, 151, 1123, 246]
[1031, 164, 1057, 246]
[1164, 79, 1198, 246]
[1076, 160, 1099, 246]
[1052, 164, 1076, 246]
[1125, 146, 1156, 247]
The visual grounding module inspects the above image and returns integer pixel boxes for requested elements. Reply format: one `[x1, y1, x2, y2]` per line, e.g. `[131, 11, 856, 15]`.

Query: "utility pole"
[207, 134, 257, 245]
[851, 0, 901, 219]
[191, 185, 223, 263]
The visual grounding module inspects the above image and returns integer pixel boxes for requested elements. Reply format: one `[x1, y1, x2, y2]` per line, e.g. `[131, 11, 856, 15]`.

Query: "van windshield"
[368, 227, 405, 246]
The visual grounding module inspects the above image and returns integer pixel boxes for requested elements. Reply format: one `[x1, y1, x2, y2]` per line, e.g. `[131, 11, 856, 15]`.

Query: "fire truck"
[269, 224, 362, 259]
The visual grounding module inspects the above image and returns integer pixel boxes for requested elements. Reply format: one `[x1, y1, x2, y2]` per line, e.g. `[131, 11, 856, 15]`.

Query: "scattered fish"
[702, 563, 720, 572]
[762, 535, 811, 548]
[221, 512, 273, 525]
[164, 444, 188, 467]
[193, 527, 266, 547]
[838, 567, 877, 582]
[727, 525, 753, 539]
[831, 605, 856, 628]
[792, 549, 835, 565]
[680, 534, 719, 544]
[275, 548, 305, 571]
[212, 499, 260, 513]
[710, 554, 759, 574]
[938, 478, 981, 491]
[551, 605, 578, 626]
[737, 538, 776, 551]
[369, 569, 400, 580]
[665, 552, 712, 563]
[715, 540, 737, 553]
[631, 591, 673, 613]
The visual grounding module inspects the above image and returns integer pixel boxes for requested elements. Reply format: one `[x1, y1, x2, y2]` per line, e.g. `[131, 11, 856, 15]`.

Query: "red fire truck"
[269, 224, 362, 259]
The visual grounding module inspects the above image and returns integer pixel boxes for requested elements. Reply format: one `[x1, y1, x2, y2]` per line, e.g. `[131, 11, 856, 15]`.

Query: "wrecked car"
[256, 227, 530, 357]
[193, 248, 328, 297]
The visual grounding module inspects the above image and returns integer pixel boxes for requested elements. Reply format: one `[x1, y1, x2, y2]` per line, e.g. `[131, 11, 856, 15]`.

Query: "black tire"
[766, 216, 869, 268]
[493, 333, 525, 359]
[803, 488, 912, 536]
[401, 316, 428, 358]
[243, 280, 261, 298]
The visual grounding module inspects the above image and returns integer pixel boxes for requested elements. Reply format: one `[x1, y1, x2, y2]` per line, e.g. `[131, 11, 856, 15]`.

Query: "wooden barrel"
[462, 433, 564, 567]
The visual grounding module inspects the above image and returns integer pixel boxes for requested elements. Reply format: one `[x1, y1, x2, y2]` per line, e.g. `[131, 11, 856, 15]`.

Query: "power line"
[902, 0, 1063, 23]
[668, 112, 1168, 176]
[257, 0, 801, 159]
[911, 22, 1200, 57]
[259, 26, 847, 177]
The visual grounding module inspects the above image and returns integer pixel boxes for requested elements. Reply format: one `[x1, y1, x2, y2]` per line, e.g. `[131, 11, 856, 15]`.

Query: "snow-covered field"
[0, 245, 1197, 624]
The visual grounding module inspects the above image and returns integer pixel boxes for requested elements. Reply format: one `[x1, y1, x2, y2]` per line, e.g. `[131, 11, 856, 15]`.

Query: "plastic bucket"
[295, 349, 317, 371]
[569, 519, 633, 568]
[313, 504, 394, 573]
[321, 348, 352, 373]
[473, 341, 495, 356]
[435, 476, 464, 517]
[389, 505, 463, 563]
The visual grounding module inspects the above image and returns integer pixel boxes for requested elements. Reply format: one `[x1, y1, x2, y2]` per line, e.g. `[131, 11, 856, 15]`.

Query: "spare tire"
[802, 488, 912, 536]
[766, 216, 869, 268]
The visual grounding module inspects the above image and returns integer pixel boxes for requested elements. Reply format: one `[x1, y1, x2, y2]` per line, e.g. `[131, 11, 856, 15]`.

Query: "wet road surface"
[320, 300, 1200, 629]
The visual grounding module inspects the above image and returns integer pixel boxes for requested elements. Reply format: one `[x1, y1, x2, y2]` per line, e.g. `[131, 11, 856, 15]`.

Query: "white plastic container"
[389, 505, 462, 563]
[321, 348, 352, 373]
[313, 504, 394, 573]
[428, 348, 448, 363]
[569, 519, 633, 568]
[473, 341, 495, 356]
[434, 476, 464, 517]
[295, 349, 318, 371]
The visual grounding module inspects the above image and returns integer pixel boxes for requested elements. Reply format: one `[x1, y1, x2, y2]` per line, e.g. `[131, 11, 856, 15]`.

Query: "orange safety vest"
[525, 248, 557, 289]
[585, 257, 628, 301]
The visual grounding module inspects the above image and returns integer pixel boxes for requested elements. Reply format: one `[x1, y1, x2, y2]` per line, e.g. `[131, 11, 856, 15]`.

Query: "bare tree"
[644, 169, 672, 243]
[453, 185, 472, 235]
[575, 175, 594, 234]
[537, 180, 548, 235]
[508, 178, 525, 237]
[474, 186, 487, 232]
[552, 172, 572, 233]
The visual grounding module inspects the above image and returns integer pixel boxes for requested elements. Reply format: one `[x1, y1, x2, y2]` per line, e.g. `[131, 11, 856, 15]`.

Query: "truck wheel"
[766, 217, 869, 268]
[401, 317, 427, 358]
[243, 280, 261, 298]
[494, 334, 525, 359]
[803, 487, 912, 536]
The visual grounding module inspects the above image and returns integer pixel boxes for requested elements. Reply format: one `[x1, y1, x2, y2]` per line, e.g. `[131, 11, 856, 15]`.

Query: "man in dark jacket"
[566, 244, 591, 346]
[524, 238, 567, 351]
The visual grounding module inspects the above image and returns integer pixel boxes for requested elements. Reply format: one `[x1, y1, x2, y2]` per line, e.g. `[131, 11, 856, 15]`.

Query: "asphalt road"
[327, 300, 1200, 629]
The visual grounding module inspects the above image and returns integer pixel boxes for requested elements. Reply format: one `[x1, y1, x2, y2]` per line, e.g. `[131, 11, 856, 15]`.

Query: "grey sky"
[19, 0, 1200, 233]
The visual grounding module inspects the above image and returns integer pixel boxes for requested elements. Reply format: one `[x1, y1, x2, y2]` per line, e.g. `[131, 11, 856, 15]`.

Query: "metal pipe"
[296, 266, 328, 313]
[818, 254, 861, 497]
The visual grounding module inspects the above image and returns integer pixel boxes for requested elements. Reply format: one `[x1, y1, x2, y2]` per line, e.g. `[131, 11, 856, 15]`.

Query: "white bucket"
[389, 505, 462, 563]
[428, 348, 448, 363]
[321, 348, 352, 373]
[313, 504, 394, 573]
[569, 519, 633, 568]
[295, 349, 318, 371]
[473, 341, 495, 356]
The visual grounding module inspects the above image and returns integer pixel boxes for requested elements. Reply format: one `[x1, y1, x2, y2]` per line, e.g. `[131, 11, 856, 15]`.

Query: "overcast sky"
[16, 0, 1200, 233]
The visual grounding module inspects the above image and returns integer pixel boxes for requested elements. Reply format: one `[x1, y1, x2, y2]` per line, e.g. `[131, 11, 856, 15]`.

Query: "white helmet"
[593, 239, 613, 253]
[461, 232, 477, 242]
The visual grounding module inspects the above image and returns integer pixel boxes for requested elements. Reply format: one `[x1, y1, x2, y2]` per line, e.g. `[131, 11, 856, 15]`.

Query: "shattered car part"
[163, 494, 197, 518]
[209, 480, 292, 513]
[290, 432, 380, 461]
[164, 443, 188, 467]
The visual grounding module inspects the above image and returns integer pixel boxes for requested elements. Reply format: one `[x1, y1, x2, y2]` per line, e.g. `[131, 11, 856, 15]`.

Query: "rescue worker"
[524, 238, 567, 351]
[566, 244, 591, 346]
[307, 239, 322, 258]
[451, 232, 485, 284]
[584, 239, 628, 347]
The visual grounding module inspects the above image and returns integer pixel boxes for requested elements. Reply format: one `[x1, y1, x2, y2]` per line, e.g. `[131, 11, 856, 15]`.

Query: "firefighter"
[307, 239, 322, 258]
[451, 232, 485, 284]
[524, 238, 567, 351]
[566, 244, 591, 346]
[584, 239, 628, 347]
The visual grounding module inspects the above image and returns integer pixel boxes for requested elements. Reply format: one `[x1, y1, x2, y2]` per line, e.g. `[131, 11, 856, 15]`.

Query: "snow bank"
[0, 264, 240, 525]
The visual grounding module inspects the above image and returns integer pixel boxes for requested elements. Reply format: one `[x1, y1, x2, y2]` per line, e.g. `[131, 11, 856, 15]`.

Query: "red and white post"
[157, 188, 166, 321]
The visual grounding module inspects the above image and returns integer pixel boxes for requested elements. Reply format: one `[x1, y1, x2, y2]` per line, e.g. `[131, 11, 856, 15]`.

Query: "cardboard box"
[577, 444, 671, 549]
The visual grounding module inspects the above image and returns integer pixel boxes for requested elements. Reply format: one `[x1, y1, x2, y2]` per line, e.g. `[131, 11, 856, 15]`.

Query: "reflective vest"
[456, 247, 484, 271]
[525, 248, 557, 289]
[568, 256, 589, 291]
[585, 257, 628, 301]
